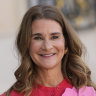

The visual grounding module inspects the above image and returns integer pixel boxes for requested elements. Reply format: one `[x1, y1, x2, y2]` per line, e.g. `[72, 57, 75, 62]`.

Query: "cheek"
[56, 39, 65, 57]
[30, 41, 41, 54]
[59, 42, 65, 53]
[56, 39, 65, 50]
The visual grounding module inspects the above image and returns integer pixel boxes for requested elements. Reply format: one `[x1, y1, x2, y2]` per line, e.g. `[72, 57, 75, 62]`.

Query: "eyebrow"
[31, 32, 62, 36]
[31, 33, 41, 36]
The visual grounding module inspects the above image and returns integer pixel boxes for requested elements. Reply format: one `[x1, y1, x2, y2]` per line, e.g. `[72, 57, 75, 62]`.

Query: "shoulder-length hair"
[5, 5, 96, 96]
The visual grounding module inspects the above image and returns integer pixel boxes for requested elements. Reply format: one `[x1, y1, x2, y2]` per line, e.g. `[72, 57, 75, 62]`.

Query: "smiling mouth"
[39, 53, 56, 57]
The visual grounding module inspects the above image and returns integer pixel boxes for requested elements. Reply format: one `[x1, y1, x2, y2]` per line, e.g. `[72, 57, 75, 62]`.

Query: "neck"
[36, 65, 64, 87]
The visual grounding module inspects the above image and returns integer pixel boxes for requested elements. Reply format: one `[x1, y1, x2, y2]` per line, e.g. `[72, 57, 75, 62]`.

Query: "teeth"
[42, 54, 54, 56]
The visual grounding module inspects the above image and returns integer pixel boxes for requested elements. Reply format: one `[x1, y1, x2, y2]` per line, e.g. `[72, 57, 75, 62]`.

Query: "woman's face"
[30, 19, 66, 69]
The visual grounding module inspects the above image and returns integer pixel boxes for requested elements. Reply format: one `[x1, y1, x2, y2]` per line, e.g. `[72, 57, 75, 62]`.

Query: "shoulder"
[0, 90, 24, 96]
[0, 93, 5, 96]
[62, 86, 96, 96]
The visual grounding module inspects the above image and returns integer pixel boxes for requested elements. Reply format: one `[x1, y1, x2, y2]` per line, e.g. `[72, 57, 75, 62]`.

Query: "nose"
[41, 39, 53, 51]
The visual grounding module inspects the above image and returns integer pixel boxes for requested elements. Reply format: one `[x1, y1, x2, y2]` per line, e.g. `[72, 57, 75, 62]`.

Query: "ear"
[64, 48, 68, 54]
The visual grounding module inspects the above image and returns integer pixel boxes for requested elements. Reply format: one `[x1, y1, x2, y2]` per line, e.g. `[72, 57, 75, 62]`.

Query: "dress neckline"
[36, 78, 72, 90]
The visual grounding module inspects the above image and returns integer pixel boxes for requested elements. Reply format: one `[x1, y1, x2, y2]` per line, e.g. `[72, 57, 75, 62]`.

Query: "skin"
[30, 19, 66, 87]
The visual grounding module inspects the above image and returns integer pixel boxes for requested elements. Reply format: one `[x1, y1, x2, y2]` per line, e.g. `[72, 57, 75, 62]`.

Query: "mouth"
[39, 53, 56, 57]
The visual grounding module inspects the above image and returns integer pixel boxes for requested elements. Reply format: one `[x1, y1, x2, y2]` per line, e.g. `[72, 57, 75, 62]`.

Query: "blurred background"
[0, 0, 96, 94]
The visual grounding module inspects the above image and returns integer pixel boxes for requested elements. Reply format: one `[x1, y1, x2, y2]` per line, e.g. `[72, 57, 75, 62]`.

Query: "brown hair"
[5, 5, 96, 96]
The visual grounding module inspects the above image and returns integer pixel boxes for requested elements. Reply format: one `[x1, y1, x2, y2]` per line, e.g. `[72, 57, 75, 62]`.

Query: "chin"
[39, 63, 59, 69]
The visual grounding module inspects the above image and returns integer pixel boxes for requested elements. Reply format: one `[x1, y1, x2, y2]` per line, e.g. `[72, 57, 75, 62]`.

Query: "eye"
[33, 37, 42, 40]
[51, 36, 59, 40]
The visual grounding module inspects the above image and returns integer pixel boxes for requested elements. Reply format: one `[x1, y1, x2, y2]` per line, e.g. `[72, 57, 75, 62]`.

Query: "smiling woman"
[1, 5, 96, 96]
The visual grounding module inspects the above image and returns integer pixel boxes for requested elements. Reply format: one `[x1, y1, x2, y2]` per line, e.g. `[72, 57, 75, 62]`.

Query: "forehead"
[31, 19, 62, 34]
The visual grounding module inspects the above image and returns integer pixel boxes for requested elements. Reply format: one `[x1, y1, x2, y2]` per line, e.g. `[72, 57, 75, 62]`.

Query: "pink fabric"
[62, 86, 96, 96]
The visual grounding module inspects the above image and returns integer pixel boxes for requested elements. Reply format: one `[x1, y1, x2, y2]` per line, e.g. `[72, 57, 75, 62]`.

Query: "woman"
[1, 5, 96, 96]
